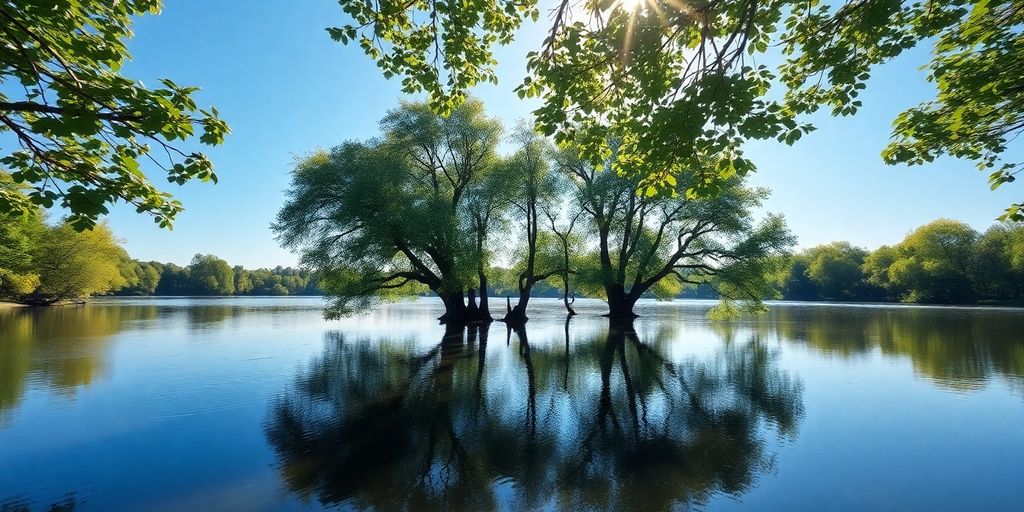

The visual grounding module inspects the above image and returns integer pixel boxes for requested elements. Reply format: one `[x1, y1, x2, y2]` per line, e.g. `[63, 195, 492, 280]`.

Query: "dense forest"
[112, 255, 319, 297]
[775, 220, 1024, 305]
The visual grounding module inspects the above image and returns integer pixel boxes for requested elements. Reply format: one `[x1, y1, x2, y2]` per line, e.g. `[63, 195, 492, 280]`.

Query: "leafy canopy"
[1, 171, 127, 304]
[0, 0, 229, 230]
[331, 0, 1024, 220]
[274, 100, 503, 318]
[557, 147, 794, 315]
[863, 219, 979, 303]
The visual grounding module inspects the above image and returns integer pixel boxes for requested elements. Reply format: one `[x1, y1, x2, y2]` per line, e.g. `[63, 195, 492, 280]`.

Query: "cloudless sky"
[104, 0, 1021, 268]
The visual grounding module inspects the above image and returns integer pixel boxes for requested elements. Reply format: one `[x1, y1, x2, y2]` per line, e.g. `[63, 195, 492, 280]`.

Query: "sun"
[617, 0, 645, 11]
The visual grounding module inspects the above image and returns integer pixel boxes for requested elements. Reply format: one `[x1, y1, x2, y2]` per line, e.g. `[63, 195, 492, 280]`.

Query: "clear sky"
[104, 0, 1021, 268]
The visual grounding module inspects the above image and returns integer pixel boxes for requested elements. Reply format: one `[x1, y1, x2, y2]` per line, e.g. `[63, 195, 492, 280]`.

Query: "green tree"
[500, 123, 563, 324]
[21, 221, 126, 304]
[0, 0, 229, 229]
[971, 223, 1024, 300]
[775, 243, 883, 302]
[803, 242, 871, 301]
[233, 266, 254, 295]
[544, 201, 585, 316]
[115, 258, 161, 295]
[331, 0, 1023, 219]
[775, 257, 819, 301]
[865, 220, 979, 303]
[187, 254, 235, 295]
[463, 160, 508, 321]
[559, 147, 794, 320]
[274, 100, 501, 322]
[0, 174, 42, 298]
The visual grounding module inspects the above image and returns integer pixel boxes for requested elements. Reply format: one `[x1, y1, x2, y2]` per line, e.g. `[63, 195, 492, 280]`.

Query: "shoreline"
[86, 295, 1024, 311]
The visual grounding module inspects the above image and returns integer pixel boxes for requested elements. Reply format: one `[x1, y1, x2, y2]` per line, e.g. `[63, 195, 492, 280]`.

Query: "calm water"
[1, 298, 1022, 511]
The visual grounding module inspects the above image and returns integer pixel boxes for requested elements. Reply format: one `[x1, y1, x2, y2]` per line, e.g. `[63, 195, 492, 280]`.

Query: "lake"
[1, 297, 1022, 511]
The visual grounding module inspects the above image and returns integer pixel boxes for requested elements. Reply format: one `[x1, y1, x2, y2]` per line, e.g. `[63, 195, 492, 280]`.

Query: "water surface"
[1, 298, 1022, 511]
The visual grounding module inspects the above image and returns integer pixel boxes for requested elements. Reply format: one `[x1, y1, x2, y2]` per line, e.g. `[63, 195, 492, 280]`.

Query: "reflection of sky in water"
[0, 297, 1021, 511]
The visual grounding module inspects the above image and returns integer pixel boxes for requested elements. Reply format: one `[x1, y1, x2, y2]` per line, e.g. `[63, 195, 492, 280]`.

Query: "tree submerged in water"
[274, 100, 791, 323]
[557, 147, 793, 320]
[273, 99, 502, 323]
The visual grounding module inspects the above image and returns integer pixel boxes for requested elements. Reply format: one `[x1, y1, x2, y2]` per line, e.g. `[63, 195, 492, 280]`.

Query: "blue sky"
[104, 0, 1021, 268]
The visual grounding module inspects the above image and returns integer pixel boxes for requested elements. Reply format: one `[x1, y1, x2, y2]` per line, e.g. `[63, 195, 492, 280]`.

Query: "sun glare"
[617, 0, 645, 11]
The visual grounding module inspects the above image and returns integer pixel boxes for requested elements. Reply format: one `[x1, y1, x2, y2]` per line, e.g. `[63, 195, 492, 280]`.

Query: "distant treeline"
[113, 254, 319, 297]
[111, 255, 719, 301]
[773, 220, 1024, 304]
[108, 219, 1024, 305]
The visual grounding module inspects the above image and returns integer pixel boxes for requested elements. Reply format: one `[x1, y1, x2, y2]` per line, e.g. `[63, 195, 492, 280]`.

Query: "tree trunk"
[605, 284, 639, 321]
[437, 290, 468, 324]
[504, 290, 530, 325]
[561, 240, 575, 316]
[467, 288, 480, 315]
[477, 273, 492, 321]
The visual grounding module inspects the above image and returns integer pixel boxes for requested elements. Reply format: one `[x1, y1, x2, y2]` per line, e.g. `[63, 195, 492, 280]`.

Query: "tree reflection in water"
[752, 306, 1024, 391]
[265, 320, 804, 510]
[0, 305, 157, 422]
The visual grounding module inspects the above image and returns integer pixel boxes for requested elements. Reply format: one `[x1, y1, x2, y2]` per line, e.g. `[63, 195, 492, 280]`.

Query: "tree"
[500, 124, 563, 324]
[803, 242, 872, 301]
[544, 203, 584, 316]
[331, 0, 1023, 219]
[559, 148, 794, 320]
[116, 258, 161, 295]
[775, 257, 819, 301]
[463, 168, 506, 321]
[20, 221, 126, 305]
[274, 99, 502, 322]
[864, 220, 979, 303]
[0, 173, 42, 298]
[154, 263, 189, 295]
[187, 254, 235, 295]
[971, 223, 1024, 300]
[233, 266, 254, 295]
[0, 0, 229, 230]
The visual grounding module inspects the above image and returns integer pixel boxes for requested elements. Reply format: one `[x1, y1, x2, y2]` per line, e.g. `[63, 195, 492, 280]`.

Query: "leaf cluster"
[0, 0, 229, 229]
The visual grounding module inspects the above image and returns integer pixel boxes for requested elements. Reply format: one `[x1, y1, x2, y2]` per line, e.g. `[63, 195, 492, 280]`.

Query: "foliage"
[332, 0, 1024, 219]
[776, 242, 879, 301]
[871, 220, 979, 303]
[0, 174, 41, 297]
[1, 172, 123, 304]
[116, 258, 162, 295]
[774, 219, 1024, 305]
[971, 223, 1024, 298]
[275, 100, 501, 320]
[187, 254, 235, 295]
[24, 221, 126, 304]
[328, 0, 539, 114]
[0, 0, 229, 230]
[497, 122, 563, 319]
[558, 147, 794, 317]
[110, 258, 319, 297]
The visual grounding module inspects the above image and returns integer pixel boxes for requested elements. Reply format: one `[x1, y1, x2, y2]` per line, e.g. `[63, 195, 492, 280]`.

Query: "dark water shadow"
[264, 320, 804, 510]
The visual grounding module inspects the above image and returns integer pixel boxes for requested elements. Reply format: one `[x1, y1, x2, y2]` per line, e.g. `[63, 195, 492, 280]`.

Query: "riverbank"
[0, 301, 27, 309]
